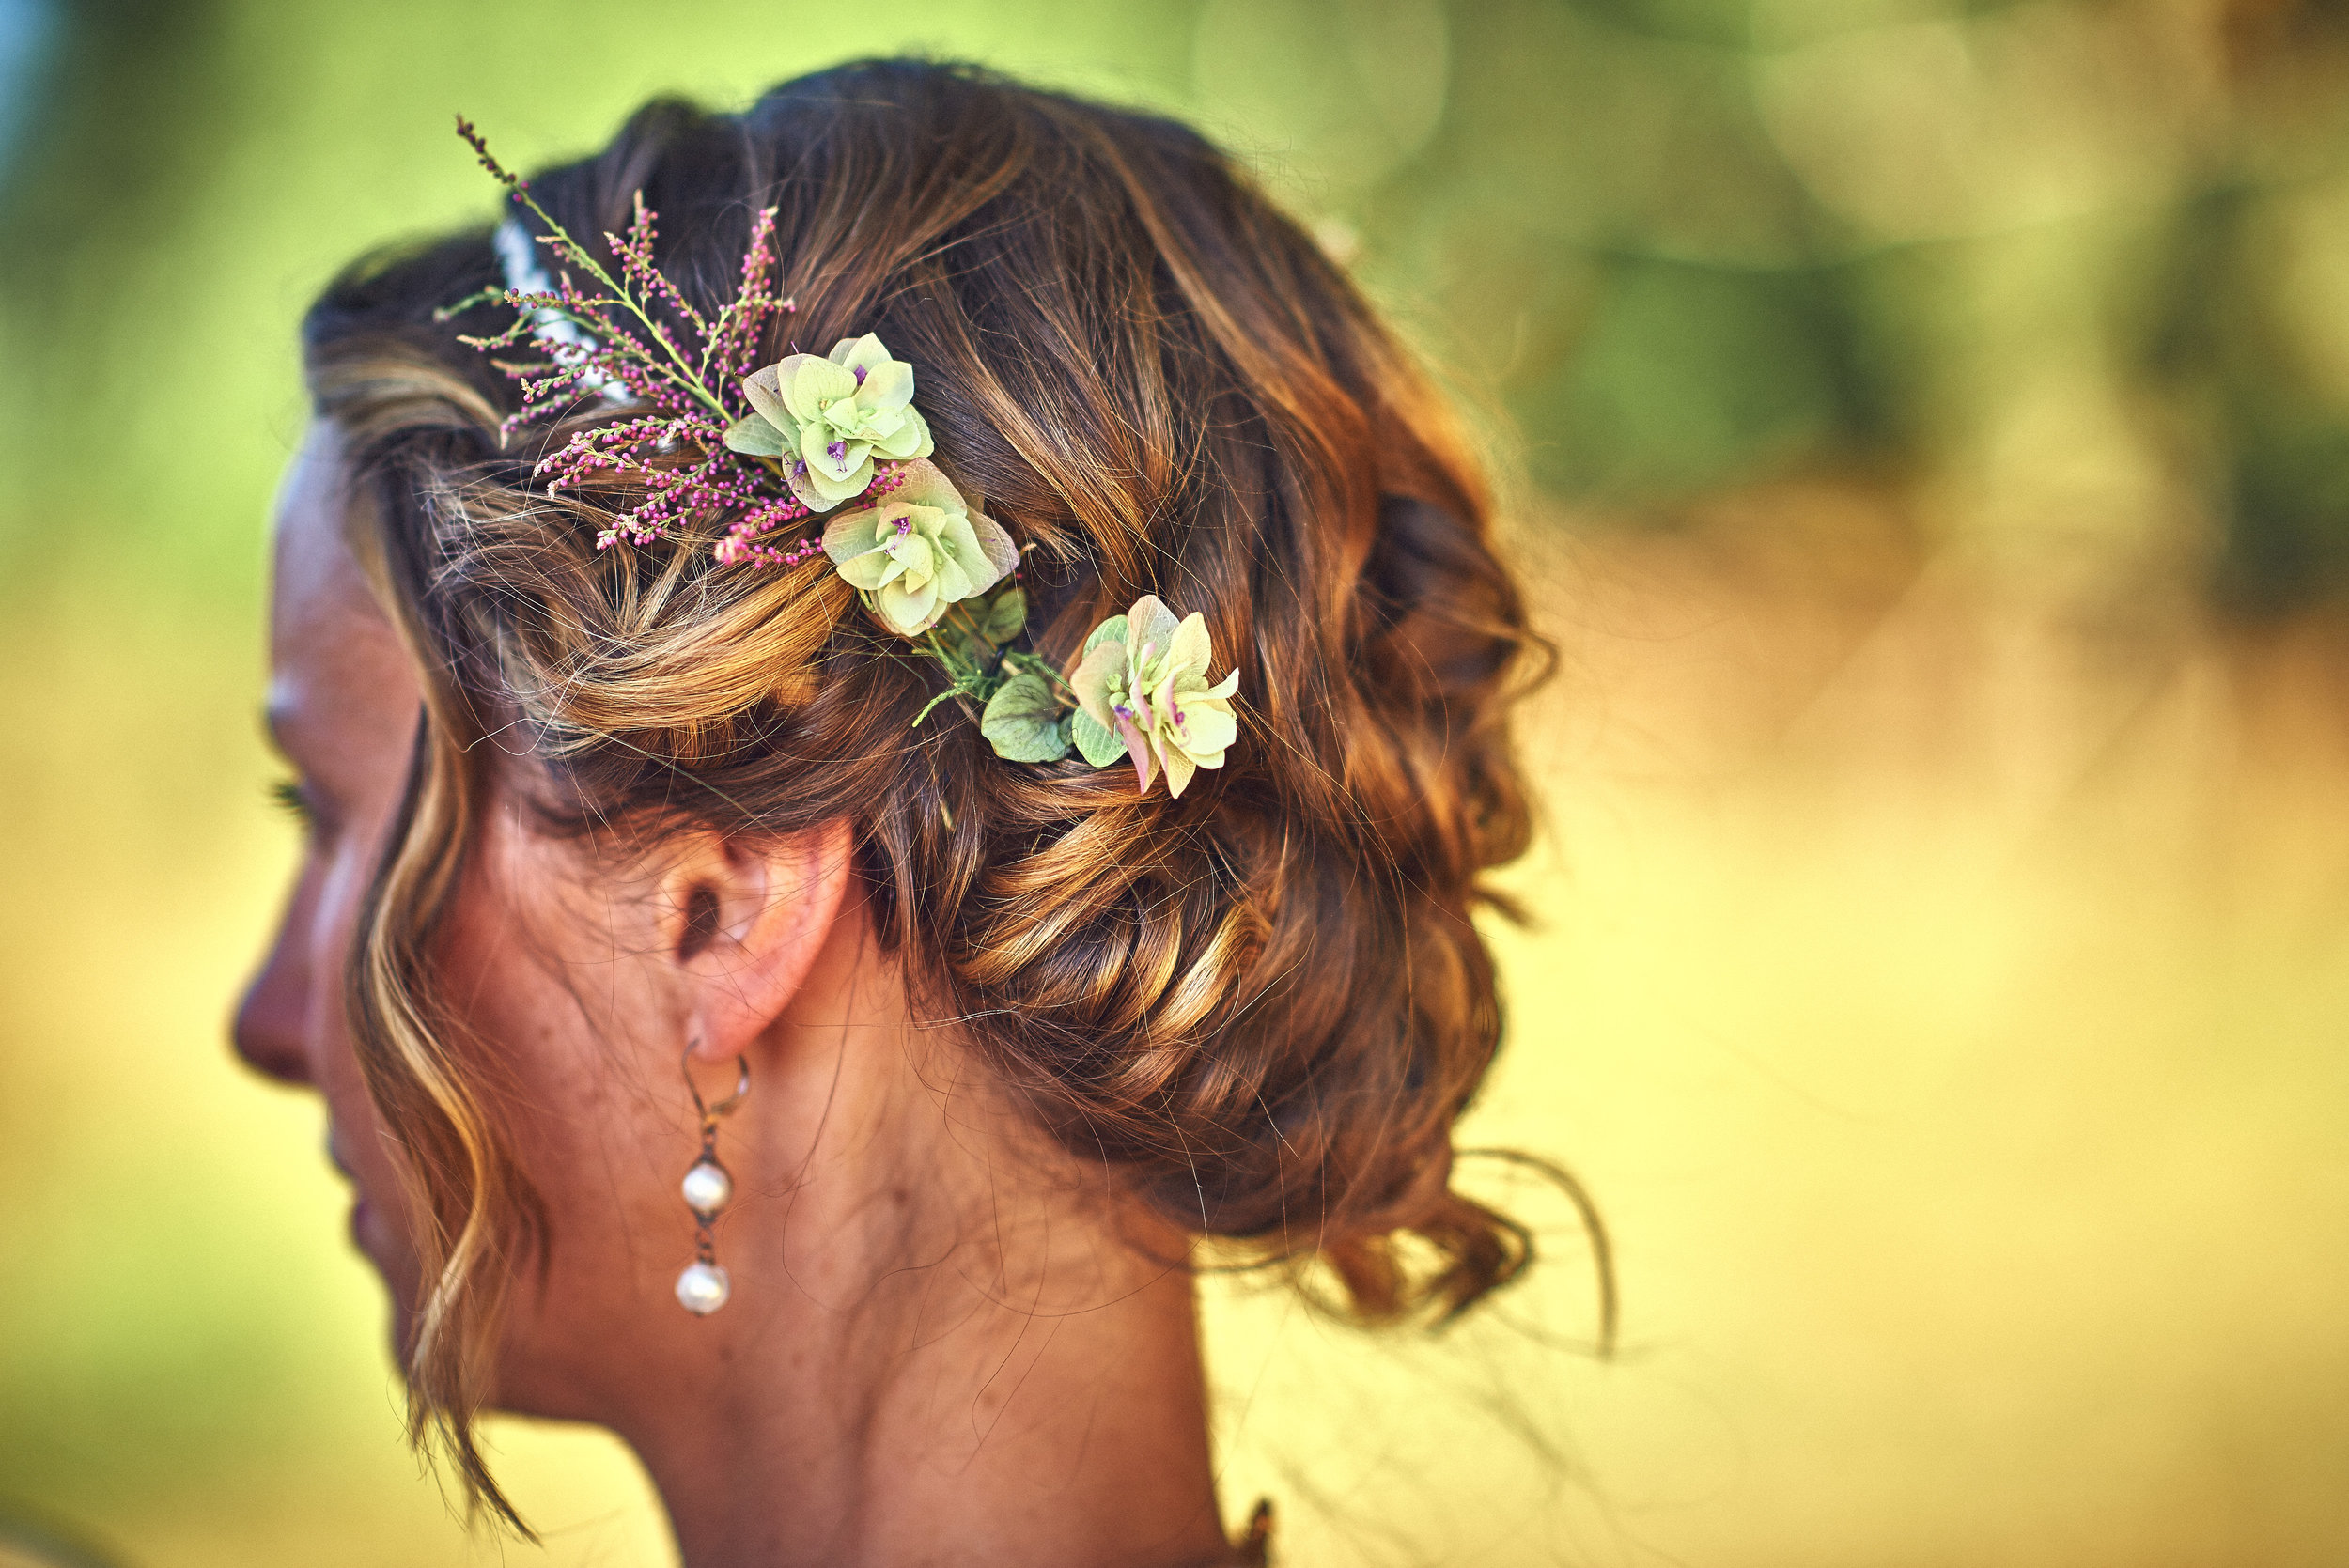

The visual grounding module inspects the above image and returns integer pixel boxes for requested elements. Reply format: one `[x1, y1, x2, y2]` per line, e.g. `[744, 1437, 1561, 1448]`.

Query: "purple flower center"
[827, 440, 847, 463]
[895, 516, 911, 536]
[852, 365, 867, 385]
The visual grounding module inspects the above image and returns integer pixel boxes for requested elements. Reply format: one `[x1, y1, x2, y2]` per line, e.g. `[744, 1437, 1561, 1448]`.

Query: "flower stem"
[505, 182, 732, 419]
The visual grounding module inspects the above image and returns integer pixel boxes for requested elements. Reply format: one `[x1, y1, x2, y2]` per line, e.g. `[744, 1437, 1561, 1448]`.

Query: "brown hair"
[305, 59, 1563, 1519]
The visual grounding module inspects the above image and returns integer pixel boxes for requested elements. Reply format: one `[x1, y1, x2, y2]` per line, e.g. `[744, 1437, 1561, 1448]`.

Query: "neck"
[584, 929, 1229, 1567]
[627, 1231, 1225, 1568]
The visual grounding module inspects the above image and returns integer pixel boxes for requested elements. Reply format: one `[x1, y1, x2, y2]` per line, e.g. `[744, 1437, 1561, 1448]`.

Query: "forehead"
[268, 421, 419, 756]
[272, 423, 376, 642]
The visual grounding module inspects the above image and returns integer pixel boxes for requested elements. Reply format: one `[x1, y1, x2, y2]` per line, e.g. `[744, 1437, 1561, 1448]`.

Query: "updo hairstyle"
[304, 58, 1549, 1505]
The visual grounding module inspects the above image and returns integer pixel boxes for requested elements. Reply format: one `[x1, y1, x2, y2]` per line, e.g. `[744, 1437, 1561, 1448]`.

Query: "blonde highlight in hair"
[303, 60, 1597, 1516]
[324, 433, 539, 1530]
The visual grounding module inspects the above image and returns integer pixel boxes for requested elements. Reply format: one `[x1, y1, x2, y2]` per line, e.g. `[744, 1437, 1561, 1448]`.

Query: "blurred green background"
[6, 0, 2349, 1563]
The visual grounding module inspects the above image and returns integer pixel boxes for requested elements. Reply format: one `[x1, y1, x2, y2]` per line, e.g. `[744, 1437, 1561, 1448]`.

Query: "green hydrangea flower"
[820, 459, 1019, 636]
[1067, 595, 1239, 798]
[723, 333, 935, 511]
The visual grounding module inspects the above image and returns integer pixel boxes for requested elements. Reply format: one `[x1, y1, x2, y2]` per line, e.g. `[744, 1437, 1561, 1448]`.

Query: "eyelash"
[269, 779, 317, 829]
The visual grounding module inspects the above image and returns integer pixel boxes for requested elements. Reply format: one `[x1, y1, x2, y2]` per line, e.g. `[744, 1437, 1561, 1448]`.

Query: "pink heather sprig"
[715, 462, 913, 566]
[444, 117, 830, 561]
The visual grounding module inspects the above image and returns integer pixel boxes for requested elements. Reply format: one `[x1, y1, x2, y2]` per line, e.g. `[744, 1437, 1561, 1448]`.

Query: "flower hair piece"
[444, 118, 1240, 795]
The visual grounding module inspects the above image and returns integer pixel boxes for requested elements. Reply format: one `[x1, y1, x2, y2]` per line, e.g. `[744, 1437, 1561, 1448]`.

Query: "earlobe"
[668, 819, 854, 1064]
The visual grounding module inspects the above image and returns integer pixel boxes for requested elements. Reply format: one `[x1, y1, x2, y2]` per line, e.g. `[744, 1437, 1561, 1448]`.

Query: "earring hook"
[682, 1042, 751, 1126]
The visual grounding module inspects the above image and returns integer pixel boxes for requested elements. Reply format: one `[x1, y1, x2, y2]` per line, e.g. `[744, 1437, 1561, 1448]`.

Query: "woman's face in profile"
[233, 423, 428, 1331]
[230, 424, 842, 1416]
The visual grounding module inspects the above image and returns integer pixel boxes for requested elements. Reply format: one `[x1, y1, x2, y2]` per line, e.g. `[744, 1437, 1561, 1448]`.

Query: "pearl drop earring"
[676, 1045, 749, 1316]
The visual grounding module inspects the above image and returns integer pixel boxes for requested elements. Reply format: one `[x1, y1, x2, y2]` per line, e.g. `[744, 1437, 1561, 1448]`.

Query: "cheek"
[307, 841, 387, 1126]
[301, 831, 428, 1310]
[435, 815, 679, 1244]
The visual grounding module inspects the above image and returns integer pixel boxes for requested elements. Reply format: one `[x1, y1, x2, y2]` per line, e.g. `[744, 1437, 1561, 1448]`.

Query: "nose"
[234, 870, 319, 1089]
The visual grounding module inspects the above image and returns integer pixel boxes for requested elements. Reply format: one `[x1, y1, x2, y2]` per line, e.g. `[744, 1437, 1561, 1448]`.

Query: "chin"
[347, 1199, 427, 1358]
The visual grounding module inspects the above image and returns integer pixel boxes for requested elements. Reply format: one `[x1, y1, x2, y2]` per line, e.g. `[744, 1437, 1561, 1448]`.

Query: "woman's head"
[239, 58, 1543, 1520]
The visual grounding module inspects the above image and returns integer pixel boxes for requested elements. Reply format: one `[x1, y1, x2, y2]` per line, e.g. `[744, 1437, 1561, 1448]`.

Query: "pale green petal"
[1126, 595, 1180, 662]
[832, 334, 891, 374]
[935, 510, 987, 568]
[857, 357, 914, 413]
[817, 468, 875, 504]
[798, 418, 834, 474]
[887, 405, 934, 461]
[822, 506, 883, 565]
[766, 353, 830, 420]
[931, 551, 977, 605]
[803, 452, 876, 503]
[969, 509, 1019, 586]
[872, 414, 927, 460]
[786, 355, 858, 421]
[723, 411, 788, 458]
[888, 458, 963, 514]
[1069, 706, 1125, 768]
[893, 532, 936, 585]
[786, 459, 842, 513]
[1070, 642, 1126, 729]
[878, 576, 940, 634]
[740, 365, 799, 435]
[800, 421, 863, 482]
[1172, 698, 1237, 757]
[1081, 614, 1130, 659]
[1164, 613, 1213, 684]
[834, 549, 898, 591]
[1204, 670, 1240, 701]
[1159, 744, 1194, 799]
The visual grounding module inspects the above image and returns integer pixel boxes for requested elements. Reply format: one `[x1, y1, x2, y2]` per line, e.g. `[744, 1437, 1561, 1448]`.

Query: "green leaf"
[1069, 707, 1126, 768]
[722, 412, 788, 458]
[981, 585, 1028, 644]
[981, 675, 1073, 763]
[1082, 614, 1129, 658]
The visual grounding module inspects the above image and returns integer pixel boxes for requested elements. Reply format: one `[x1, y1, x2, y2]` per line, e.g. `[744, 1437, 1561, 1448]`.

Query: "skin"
[236, 423, 1232, 1568]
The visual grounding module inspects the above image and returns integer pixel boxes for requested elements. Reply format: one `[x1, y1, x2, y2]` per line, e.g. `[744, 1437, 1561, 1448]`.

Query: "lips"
[325, 1129, 373, 1245]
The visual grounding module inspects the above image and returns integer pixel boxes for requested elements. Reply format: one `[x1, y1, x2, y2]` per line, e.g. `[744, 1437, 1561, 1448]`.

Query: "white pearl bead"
[676, 1260, 731, 1315]
[680, 1157, 733, 1216]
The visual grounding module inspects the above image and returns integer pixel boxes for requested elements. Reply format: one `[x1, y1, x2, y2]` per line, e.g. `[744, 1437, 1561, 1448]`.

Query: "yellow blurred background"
[5, 0, 2348, 1563]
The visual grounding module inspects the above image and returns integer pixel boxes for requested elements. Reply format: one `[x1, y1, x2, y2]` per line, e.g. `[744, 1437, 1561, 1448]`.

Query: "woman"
[235, 59, 1547, 1567]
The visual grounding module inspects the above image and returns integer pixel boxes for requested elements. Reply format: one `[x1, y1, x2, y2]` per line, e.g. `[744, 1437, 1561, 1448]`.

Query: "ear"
[658, 818, 855, 1065]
